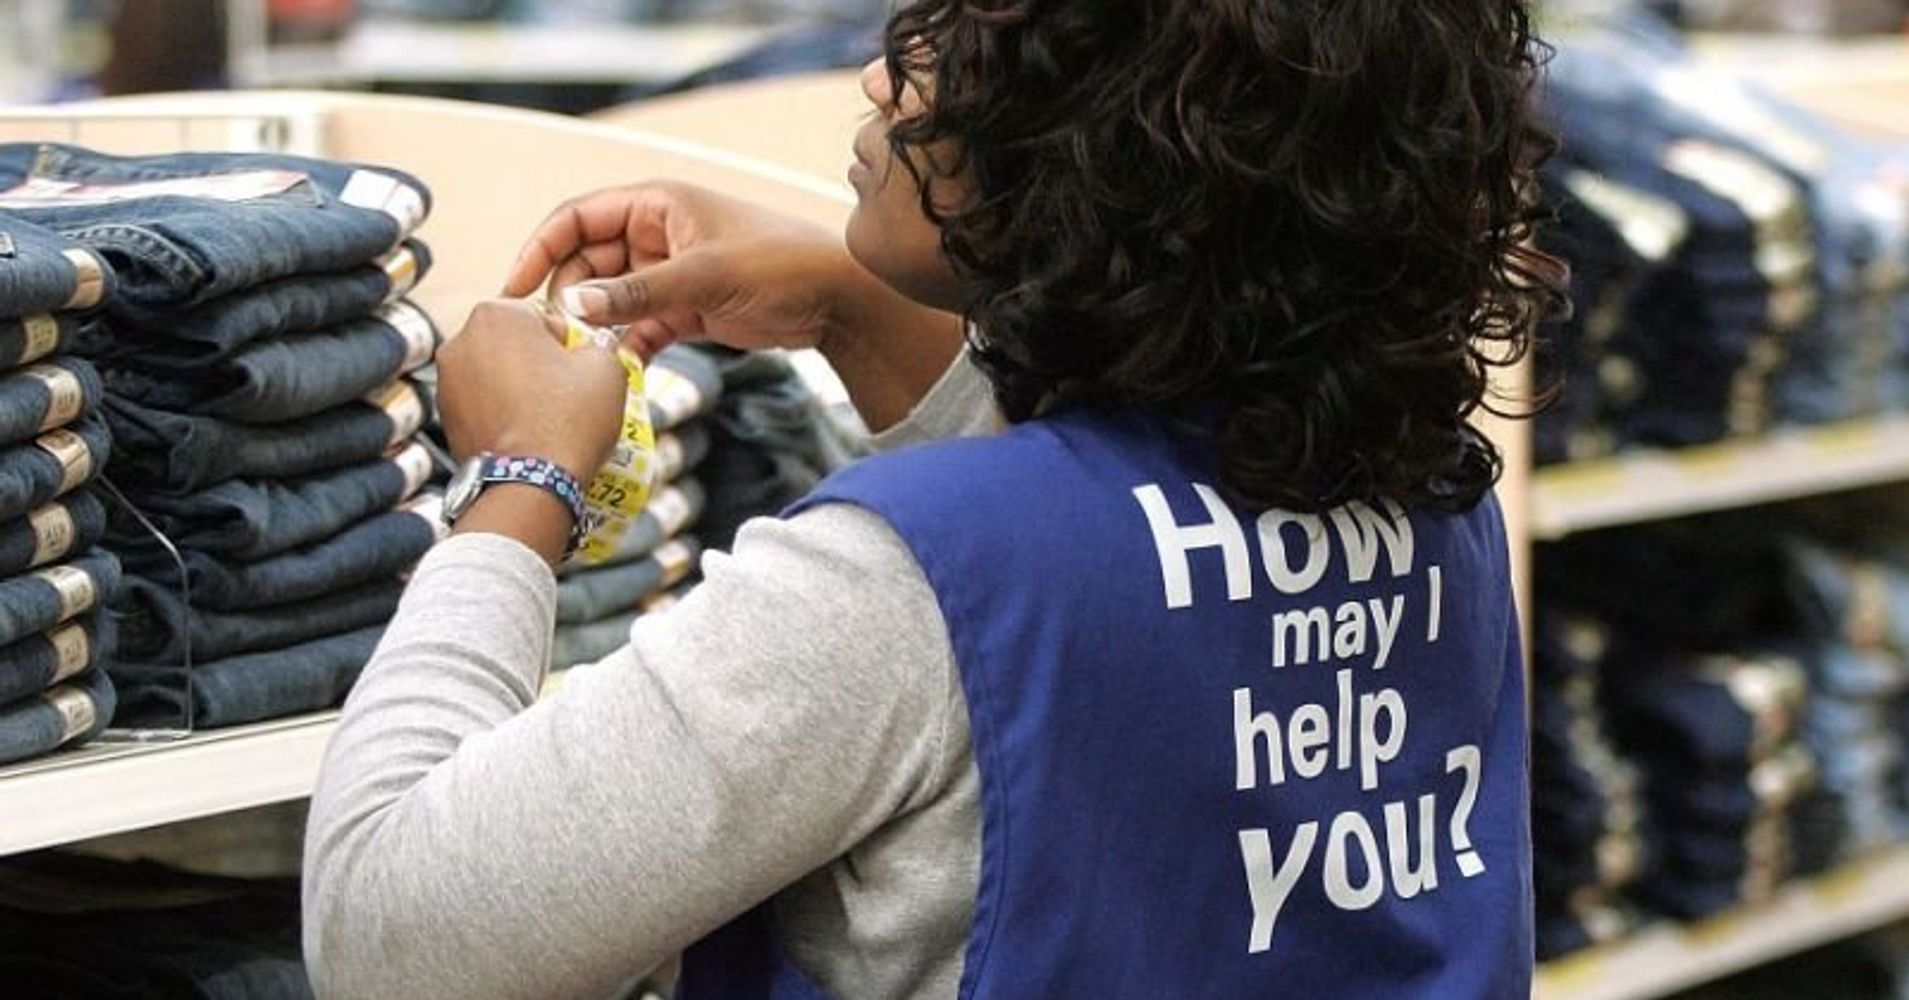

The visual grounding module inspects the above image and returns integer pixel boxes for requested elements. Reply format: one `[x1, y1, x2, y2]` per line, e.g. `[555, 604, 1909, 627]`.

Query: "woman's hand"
[503, 182, 965, 431]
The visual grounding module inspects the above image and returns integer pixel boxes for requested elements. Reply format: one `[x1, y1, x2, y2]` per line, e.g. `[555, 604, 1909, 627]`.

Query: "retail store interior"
[0, 0, 1906, 997]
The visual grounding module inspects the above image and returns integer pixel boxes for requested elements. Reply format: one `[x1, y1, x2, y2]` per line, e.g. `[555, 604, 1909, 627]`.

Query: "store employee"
[303, 1, 1558, 996]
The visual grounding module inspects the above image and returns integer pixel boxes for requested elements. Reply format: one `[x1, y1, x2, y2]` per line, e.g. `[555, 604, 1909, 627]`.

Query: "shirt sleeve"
[303, 505, 959, 1000]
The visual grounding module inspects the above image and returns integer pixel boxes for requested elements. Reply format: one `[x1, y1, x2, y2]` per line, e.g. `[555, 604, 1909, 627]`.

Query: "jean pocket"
[65, 223, 207, 304]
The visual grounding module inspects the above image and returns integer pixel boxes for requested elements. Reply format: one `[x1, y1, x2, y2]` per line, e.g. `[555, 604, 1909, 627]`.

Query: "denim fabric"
[0, 412, 108, 523]
[104, 380, 430, 494]
[0, 665, 112, 766]
[0, 212, 111, 317]
[560, 478, 703, 575]
[0, 489, 105, 577]
[91, 240, 431, 364]
[655, 423, 712, 485]
[113, 625, 381, 731]
[116, 575, 405, 666]
[1644, 745, 1816, 827]
[694, 346, 867, 550]
[0, 612, 114, 706]
[1541, 519, 1795, 648]
[556, 537, 700, 625]
[647, 345, 724, 431]
[0, 859, 312, 999]
[148, 497, 442, 612]
[0, 144, 429, 308]
[0, 355, 100, 448]
[101, 300, 439, 424]
[550, 583, 692, 669]
[1608, 651, 1808, 769]
[0, 548, 117, 649]
[1535, 901, 1638, 962]
[0, 312, 80, 370]
[108, 442, 432, 566]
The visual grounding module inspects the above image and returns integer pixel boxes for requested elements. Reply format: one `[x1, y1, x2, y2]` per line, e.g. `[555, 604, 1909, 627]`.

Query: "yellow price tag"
[561, 314, 658, 565]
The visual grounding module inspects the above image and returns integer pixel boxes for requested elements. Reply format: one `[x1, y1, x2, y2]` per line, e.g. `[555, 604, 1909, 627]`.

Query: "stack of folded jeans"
[1531, 611, 1650, 960]
[1605, 649, 1817, 920]
[1785, 540, 1909, 870]
[0, 213, 123, 765]
[547, 346, 721, 669]
[0, 143, 445, 731]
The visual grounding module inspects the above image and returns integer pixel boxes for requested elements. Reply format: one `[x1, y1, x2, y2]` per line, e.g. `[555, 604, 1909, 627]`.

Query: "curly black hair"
[882, 0, 1565, 513]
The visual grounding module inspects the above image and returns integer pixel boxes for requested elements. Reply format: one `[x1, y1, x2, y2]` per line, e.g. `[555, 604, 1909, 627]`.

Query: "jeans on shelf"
[104, 380, 429, 494]
[0, 665, 113, 766]
[655, 423, 711, 485]
[108, 441, 433, 565]
[0, 548, 117, 649]
[0, 612, 114, 706]
[0, 313, 81, 371]
[647, 345, 724, 431]
[0, 355, 99, 448]
[556, 537, 701, 625]
[562, 479, 704, 575]
[115, 575, 406, 666]
[149, 497, 443, 612]
[92, 241, 431, 364]
[0, 489, 105, 577]
[0, 144, 429, 308]
[0, 212, 111, 317]
[102, 300, 439, 424]
[0, 413, 108, 523]
[112, 625, 382, 731]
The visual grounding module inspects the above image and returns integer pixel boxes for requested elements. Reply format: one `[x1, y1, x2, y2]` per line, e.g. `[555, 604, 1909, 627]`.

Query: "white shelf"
[1532, 418, 1909, 540]
[0, 712, 338, 857]
[235, 21, 780, 87]
[1536, 847, 1909, 1000]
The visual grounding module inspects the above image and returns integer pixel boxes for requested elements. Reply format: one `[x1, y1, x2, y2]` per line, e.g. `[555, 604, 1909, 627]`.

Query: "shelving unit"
[1532, 417, 1909, 539]
[1537, 847, 1909, 1000]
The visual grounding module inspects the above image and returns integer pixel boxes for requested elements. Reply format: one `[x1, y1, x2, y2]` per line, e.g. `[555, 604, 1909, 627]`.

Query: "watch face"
[443, 456, 486, 521]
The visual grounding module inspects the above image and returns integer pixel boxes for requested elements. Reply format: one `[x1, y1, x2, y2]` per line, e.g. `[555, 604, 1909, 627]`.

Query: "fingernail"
[562, 285, 609, 318]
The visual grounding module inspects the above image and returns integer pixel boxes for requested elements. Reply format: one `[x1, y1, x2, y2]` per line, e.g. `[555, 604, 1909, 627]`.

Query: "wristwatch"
[443, 453, 589, 559]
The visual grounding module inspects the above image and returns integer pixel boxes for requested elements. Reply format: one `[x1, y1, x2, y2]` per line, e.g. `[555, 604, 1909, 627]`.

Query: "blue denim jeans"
[0, 413, 108, 523]
[112, 624, 382, 731]
[0, 356, 100, 449]
[0, 313, 82, 371]
[115, 575, 405, 666]
[560, 478, 703, 574]
[0, 489, 104, 577]
[91, 240, 431, 364]
[0, 212, 111, 317]
[149, 498, 442, 612]
[0, 143, 429, 308]
[647, 345, 725, 431]
[1607, 651, 1808, 769]
[104, 380, 429, 494]
[101, 300, 439, 424]
[0, 548, 117, 650]
[556, 537, 701, 625]
[655, 422, 712, 485]
[108, 441, 432, 566]
[0, 664, 112, 765]
[0, 612, 113, 706]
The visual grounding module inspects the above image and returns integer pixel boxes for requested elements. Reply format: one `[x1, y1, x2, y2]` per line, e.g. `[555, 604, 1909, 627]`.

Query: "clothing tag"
[0, 232, 13, 258]
[0, 170, 308, 208]
[645, 367, 705, 429]
[364, 382, 425, 447]
[650, 485, 694, 536]
[44, 683, 96, 743]
[46, 621, 90, 684]
[28, 502, 77, 568]
[1664, 140, 1802, 228]
[19, 315, 61, 364]
[390, 441, 434, 498]
[638, 590, 681, 615]
[34, 427, 94, 495]
[653, 432, 687, 483]
[33, 563, 98, 622]
[60, 249, 106, 311]
[22, 364, 84, 432]
[382, 300, 439, 373]
[654, 540, 697, 588]
[403, 492, 451, 541]
[1562, 171, 1688, 264]
[378, 244, 422, 300]
[340, 169, 428, 241]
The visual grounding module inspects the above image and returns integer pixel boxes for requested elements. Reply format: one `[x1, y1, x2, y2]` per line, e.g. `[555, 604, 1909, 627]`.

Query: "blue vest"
[681, 407, 1531, 999]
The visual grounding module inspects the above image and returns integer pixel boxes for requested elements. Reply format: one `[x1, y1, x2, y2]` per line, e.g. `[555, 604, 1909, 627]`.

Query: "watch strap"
[475, 454, 589, 558]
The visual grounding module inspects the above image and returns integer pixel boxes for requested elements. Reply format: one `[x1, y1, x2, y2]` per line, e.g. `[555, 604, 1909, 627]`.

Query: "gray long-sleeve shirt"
[304, 355, 998, 1000]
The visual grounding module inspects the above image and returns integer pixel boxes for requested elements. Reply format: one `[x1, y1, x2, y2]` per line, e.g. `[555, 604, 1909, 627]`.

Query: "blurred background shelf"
[1536, 847, 1909, 1000]
[1532, 418, 1909, 539]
